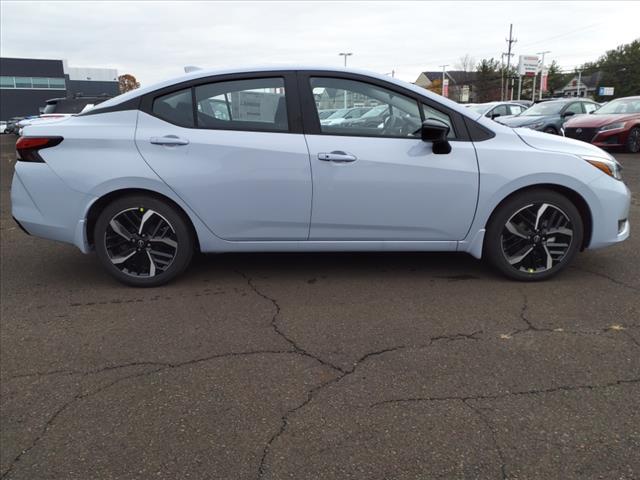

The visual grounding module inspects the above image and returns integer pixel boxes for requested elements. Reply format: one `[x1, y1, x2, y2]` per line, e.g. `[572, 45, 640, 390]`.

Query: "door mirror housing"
[490, 112, 501, 119]
[562, 110, 575, 118]
[421, 118, 451, 154]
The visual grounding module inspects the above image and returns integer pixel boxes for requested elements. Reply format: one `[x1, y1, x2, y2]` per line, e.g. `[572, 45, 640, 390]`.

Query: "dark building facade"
[0, 57, 119, 120]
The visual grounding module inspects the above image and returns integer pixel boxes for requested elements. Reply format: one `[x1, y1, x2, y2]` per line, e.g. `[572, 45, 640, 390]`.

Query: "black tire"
[94, 195, 194, 287]
[626, 127, 640, 153]
[543, 127, 558, 135]
[484, 189, 583, 281]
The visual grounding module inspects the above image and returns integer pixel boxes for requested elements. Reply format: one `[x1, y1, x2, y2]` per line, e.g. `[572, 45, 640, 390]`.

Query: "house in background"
[414, 71, 477, 103]
[561, 71, 603, 98]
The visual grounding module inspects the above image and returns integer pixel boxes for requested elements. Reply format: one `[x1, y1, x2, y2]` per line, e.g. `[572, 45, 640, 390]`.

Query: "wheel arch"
[485, 183, 593, 250]
[85, 188, 201, 251]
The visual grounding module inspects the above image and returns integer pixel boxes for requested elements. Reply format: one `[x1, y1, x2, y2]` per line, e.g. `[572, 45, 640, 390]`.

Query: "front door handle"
[318, 151, 357, 163]
[150, 135, 189, 146]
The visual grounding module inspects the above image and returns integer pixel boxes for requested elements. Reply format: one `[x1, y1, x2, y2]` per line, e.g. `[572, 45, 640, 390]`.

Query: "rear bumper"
[11, 162, 94, 253]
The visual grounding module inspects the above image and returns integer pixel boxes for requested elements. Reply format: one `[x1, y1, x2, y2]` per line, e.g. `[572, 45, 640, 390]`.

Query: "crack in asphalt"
[462, 399, 508, 480]
[369, 377, 640, 408]
[570, 265, 639, 292]
[255, 336, 487, 479]
[235, 270, 346, 374]
[0, 349, 312, 479]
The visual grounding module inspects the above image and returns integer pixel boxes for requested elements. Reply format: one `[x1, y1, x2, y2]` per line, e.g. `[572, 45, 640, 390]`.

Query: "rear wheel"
[94, 195, 194, 287]
[484, 189, 583, 281]
[626, 127, 640, 153]
[543, 127, 558, 135]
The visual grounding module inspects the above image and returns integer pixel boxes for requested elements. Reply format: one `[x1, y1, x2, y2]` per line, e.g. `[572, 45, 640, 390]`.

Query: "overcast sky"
[1, 1, 638, 86]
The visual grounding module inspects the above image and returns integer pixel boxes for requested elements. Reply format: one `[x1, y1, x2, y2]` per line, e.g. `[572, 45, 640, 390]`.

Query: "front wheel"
[94, 195, 194, 287]
[626, 127, 640, 153]
[543, 127, 558, 135]
[484, 189, 583, 281]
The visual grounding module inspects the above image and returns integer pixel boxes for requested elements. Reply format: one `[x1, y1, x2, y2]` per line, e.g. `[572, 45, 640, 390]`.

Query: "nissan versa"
[11, 66, 630, 286]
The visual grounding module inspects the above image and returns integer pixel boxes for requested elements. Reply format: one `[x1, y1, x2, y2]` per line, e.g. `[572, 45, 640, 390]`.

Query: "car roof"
[90, 65, 479, 120]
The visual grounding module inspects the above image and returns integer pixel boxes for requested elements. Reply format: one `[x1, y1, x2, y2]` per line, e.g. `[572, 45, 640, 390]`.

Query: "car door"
[299, 72, 479, 241]
[135, 73, 312, 241]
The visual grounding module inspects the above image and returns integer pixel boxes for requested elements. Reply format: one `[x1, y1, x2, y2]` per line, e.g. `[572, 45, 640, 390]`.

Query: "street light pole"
[537, 50, 550, 101]
[339, 52, 353, 108]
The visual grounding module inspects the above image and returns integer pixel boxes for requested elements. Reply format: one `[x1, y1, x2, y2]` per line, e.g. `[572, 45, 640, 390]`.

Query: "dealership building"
[0, 57, 119, 120]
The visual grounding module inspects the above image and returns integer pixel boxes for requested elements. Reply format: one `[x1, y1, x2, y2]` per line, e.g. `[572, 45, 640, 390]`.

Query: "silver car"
[12, 66, 630, 286]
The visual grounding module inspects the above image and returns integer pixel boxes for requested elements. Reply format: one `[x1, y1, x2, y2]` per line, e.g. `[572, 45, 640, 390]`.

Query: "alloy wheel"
[629, 128, 640, 153]
[500, 202, 573, 273]
[104, 207, 178, 278]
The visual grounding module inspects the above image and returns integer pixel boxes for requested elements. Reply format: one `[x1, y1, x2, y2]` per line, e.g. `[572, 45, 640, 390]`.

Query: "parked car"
[0, 120, 7, 134]
[12, 66, 629, 286]
[341, 104, 389, 128]
[563, 96, 640, 153]
[17, 95, 113, 134]
[318, 109, 338, 120]
[465, 102, 528, 120]
[4, 117, 26, 135]
[498, 98, 600, 134]
[321, 107, 370, 126]
[512, 100, 533, 108]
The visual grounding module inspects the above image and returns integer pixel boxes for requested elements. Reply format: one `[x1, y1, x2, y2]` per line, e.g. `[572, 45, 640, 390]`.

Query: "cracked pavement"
[1, 134, 639, 479]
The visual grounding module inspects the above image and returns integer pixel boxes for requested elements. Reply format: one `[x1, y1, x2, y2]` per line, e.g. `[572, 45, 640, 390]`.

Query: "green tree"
[580, 39, 640, 101]
[475, 58, 501, 102]
[545, 60, 568, 96]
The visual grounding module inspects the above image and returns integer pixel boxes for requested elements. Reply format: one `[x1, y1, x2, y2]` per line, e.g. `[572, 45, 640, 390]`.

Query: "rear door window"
[152, 89, 195, 128]
[194, 77, 288, 132]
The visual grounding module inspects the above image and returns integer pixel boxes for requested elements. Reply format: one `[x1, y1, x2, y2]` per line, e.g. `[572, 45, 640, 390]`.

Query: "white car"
[12, 66, 630, 286]
[0, 120, 7, 134]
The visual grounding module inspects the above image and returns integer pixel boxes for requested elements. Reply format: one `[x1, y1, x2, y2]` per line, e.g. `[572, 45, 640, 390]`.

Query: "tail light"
[16, 136, 63, 162]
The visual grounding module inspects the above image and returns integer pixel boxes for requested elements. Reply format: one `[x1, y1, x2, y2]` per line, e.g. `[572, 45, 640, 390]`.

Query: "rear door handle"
[318, 151, 357, 163]
[150, 135, 189, 146]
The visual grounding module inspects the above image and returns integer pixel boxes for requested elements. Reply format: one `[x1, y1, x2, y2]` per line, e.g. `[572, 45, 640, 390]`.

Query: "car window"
[508, 105, 524, 115]
[310, 77, 422, 138]
[583, 102, 599, 114]
[195, 77, 288, 131]
[490, 105, 509, 118]
[152, 88, 195, 128]
[565, 102, 583, 115]
[422, 104, 455, 138]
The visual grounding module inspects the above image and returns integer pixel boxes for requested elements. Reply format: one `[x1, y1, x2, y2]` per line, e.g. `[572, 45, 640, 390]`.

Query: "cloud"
[1, 1, 638, 86]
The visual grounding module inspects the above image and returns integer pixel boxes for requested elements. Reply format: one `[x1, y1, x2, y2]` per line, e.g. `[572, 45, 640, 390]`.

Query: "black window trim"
[139, 71, 303, 134]
[297, 70, 477, 142]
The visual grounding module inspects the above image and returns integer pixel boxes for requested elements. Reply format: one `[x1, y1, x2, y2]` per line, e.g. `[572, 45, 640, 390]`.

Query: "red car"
[563, 96, 640, 153]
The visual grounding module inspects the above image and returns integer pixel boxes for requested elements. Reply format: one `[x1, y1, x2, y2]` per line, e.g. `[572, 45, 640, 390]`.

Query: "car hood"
[514, 127, 613, 158]
[564, 113, 639, 128]
[499, 115, 553, 127]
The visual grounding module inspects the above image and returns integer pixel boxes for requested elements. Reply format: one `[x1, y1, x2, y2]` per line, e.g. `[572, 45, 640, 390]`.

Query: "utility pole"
[500, 53, 506, 101]
[576, 69, 582, 97]
[504, 23, 517, 101]
[439, 64, 448, 96]
[339, 52, 353, 108]
[537, 50, 550, 100]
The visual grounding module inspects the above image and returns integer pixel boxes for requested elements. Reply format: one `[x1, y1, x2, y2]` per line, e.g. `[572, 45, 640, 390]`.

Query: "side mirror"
[421, 118, 451, 154]
[490, 112, 501, 119]
[562, 111, 575, 118]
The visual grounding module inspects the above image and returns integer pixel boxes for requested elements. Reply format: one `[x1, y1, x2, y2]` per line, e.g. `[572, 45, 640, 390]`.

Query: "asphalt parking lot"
[1, 133, 638, 479]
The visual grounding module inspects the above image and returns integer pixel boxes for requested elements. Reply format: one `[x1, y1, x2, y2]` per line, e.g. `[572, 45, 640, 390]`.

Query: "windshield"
[521, 102, 564, 116]
[594, 98, 640, 114]
[42, 102, 57, 114]
[360, 105, 388, 118]
[326, 108, 350, 119]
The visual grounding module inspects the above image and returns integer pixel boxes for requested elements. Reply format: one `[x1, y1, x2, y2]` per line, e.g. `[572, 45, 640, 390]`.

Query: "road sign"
[599, 87, 615, 96]
[518, 55, 539, 77]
